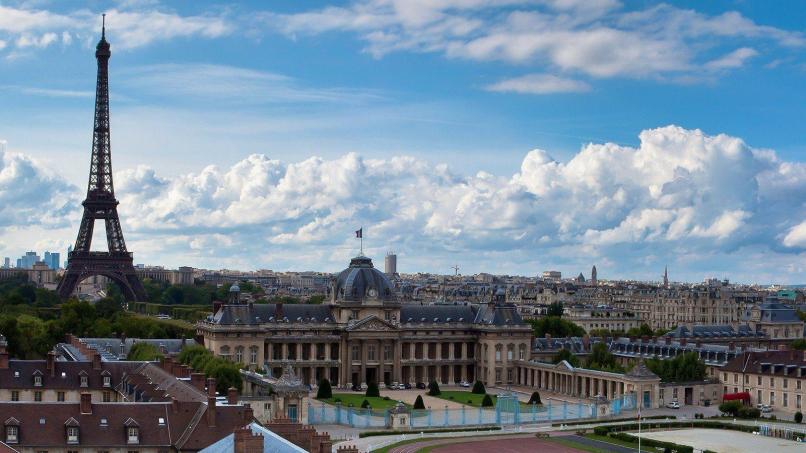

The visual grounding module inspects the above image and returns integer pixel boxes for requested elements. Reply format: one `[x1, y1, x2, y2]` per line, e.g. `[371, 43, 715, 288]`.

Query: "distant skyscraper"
[591, 265, 597, 286]
[44, 251, 60, 270]
[17, 251, 39, 269]
[385, 252, 397, 275]
[2, 257, 9, 269]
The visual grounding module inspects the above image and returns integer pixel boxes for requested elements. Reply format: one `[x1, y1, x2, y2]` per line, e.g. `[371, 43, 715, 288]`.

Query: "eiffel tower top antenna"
[102, 14, 106, 39]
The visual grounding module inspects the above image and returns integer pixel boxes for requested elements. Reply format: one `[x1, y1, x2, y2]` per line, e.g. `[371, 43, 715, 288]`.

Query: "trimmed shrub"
[428, 380, 441, 396]
[366, 381, 380, 398]
[718, 400, 742, 417]
[481, 394, 494, 407]
[527, 391, 542, 405]
[413, 395, 426, 410]
[737, 406, 760, 419]
[593, 426, 610, 436]
[472, 380, 486, 394]
[383, 396, 390, 401]
[316, 378, 332, 399]
[795, 411, 803, 423]
[361, 399, 371, 409]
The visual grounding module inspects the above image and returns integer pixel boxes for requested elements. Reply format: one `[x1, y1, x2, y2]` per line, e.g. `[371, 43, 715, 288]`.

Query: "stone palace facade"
[197, 256, 532, 388]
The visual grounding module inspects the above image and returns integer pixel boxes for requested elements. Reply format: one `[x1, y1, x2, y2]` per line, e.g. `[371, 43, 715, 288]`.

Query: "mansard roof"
[400, 304, 476, 324]
[211, 303, 335, 325]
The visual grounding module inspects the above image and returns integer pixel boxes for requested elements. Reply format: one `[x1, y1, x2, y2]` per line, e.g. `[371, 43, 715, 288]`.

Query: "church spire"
[663, 265, 669, 288]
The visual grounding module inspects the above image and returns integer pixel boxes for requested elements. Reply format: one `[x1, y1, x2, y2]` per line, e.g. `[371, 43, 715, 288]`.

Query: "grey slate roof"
[212, 303, 335, 325]
[400, 304, 477, 324]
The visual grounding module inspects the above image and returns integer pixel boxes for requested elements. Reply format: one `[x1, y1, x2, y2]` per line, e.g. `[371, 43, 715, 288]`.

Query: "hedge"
[594, 420, 758, 435]
[359, 426, 501, 438]
[553, 415, 676, 427]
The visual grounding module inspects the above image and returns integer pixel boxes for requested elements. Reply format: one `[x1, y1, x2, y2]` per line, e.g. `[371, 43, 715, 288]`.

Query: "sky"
[1, 0, 806, 283]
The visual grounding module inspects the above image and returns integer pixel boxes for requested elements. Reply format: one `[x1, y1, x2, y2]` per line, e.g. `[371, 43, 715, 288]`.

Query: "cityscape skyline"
[2, 1, 806, 283]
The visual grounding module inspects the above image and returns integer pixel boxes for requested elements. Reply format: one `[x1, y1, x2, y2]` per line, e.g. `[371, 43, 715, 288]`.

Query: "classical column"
[281, 343, 288, 360]
[461, 342, 467, 360]
[394, 340, 402, 383]
[360, 340, 367, 385]
[449, 343, 455, 360]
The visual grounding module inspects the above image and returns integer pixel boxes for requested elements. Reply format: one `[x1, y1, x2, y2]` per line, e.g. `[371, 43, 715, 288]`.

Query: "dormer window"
[80, 375, 88, 387]
[103, 376, 111, 387]
[66, 426, 79, 444]
[158, 417, 165, 425]
[127, 427, 139, 444]
[5, 425, 17, 444]
[34, 375, 42, 387]
[13, 371, 19, 378]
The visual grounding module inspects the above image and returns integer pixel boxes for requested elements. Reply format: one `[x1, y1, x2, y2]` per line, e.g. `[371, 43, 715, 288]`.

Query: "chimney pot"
[47, 351, 56, 377]
[207, 377, 217, 397]
[207, 396, 217, 427]
[92, 352, 101, 370]
[227, 387, 238, 405]
[191, 373, 206, 391]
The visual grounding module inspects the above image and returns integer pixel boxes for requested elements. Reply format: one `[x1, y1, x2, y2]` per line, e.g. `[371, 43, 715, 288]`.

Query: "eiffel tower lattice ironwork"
[57, 16, 146, 301]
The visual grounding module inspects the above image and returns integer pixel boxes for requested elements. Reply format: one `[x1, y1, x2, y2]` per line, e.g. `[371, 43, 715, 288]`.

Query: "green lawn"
[431, 390, 539, 408]
[317, 393, 410, 410]
[582, 434, 654, 452]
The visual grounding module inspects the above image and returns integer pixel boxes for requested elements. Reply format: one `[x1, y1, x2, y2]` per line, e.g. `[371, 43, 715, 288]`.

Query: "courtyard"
[636, 428, 805, 453]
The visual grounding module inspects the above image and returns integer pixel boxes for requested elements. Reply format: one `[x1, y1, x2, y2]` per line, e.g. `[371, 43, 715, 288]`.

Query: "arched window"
[519, 344, 526, 360]
[220, 345, 231, 359]
[235, 346, 244, 363]
[250, 346, 258, 364]
[507, 344, 514, 361]
[495, 344, 502, 362]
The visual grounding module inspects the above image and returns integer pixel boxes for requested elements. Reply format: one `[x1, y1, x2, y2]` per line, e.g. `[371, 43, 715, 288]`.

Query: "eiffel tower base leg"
[57, 253, 147, 302]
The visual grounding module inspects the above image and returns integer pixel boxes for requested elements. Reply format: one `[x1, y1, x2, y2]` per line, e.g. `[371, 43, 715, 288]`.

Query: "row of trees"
[552, 343, 625, 373]
[645, 352, 706, 382]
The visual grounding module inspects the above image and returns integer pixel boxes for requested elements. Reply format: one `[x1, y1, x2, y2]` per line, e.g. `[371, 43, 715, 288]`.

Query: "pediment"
[346, 315, 397, 332]
[554, 360, 575, 371]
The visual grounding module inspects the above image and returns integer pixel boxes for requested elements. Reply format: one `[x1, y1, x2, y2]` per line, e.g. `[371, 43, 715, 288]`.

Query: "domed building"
[197, 254, 532, 392]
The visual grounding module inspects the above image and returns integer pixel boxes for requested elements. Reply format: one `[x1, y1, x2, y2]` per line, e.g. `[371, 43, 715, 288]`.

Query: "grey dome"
[229, 283, 240, 293]
[333, 256, 396, 304]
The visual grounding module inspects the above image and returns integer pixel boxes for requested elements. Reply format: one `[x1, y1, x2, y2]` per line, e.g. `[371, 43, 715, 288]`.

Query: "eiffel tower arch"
[57, 17, 146, 302]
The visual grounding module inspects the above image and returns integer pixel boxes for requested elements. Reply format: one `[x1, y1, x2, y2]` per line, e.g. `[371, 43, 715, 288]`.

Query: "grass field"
[318, 393, 410, 410]
[432, 390, 539, 408]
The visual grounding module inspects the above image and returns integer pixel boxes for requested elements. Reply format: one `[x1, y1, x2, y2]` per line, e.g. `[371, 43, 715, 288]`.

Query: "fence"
[308, 393, 638, 428]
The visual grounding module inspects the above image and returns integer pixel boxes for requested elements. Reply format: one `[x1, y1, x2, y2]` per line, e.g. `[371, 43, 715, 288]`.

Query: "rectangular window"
[383, 344, 392, 361]
[495, 350, 501, 362]
[34, 375, 42, 386]
[367, 345, 376, 361]
[757, 390, 762, 403]
[770, 378, 775, 388]
[127, 427, 139, 444]
[783, 379, 788, 389]
[57, 392, 65, 402]
[770, 392, 775, 406]
[783, 393, 788, 407]
[758, 376, 762, 385]
[351, 346, 360, 361]
[34, 391, 42, 402]
[733, 374, 738, 383]
[6, 426, 18, 443]
[10, 391, 18, 402]
[103, 376, 111, 387]
[66, 427, 79, 444]
[103, 391, 111, 402]
[797, 395, 802, 409]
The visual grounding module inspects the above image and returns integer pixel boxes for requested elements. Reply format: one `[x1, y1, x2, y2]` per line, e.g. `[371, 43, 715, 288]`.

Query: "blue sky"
[1, 0, 806, 283]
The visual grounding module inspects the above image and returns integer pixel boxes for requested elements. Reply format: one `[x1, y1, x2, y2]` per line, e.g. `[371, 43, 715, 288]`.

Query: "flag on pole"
[355, 228, 362, 238]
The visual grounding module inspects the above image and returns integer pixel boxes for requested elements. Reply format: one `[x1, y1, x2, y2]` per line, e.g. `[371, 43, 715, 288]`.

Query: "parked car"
[351, 384, 362, 392]
[404, 383, 412, 390]
[761, 405, 773, 413]
[459, 380, 471, 388]
[416, 382, 426, 390]
[666, 401, 681, 409]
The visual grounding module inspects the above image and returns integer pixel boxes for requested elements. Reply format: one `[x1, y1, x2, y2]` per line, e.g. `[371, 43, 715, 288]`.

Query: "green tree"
[317, 379, 333, 399]
[527, 391, 542, 405]
[361, 399, 371, 409]
[472, 380, 486, 395]
[547, 302, 564, 317]
[585, 343, 624, 373]
[366, 382, 380, 398]
[481, 394, 494, 407]
[178, 345, 210, 365]
[127, 342, 164, 361]
[308, 295, 326, 304]
[626, 323, 654, 337]
[552, 349, 580, 367]
[792, 339, 806, 350]
[95, 297, 123, 319]
[646, 352, 706, 383]
[413, 395, 426, 410]
[795, 411, 803, 423]
[427, 380, 441, 396]
[719, 400, 742, 416]
[528, 317, 585, 338]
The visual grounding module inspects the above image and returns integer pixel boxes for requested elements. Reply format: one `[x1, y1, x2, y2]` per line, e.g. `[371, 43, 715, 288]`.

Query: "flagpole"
[360, 226, 363, 256]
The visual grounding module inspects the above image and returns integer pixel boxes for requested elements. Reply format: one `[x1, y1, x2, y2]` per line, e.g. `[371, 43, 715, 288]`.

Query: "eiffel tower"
[57, 16, 146, 301]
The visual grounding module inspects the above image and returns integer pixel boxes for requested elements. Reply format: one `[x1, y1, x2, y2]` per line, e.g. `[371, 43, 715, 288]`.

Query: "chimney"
[207, 396, 217, 427]
[680, 338, 687, 347]
[729, 342, 736, 351]
[207, 377, 217, 397]
[171, 397, 180, 413]
[228, 387, 238, 405]
[0, 350, 8, 369]
[665, 336, 671, 345]
[191, 373, 206, 392]
[80, 392, 92, 414]
[243, 403, 254, 423]
[164, 356, 174, 375]
[582, 335, 590, 350]
[92, 352, 101, 370]
[160, 356, 167, 370]
[234, 426, 263, 453]
[47, 351, 56, 377]
[275, 303, 284, 320]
